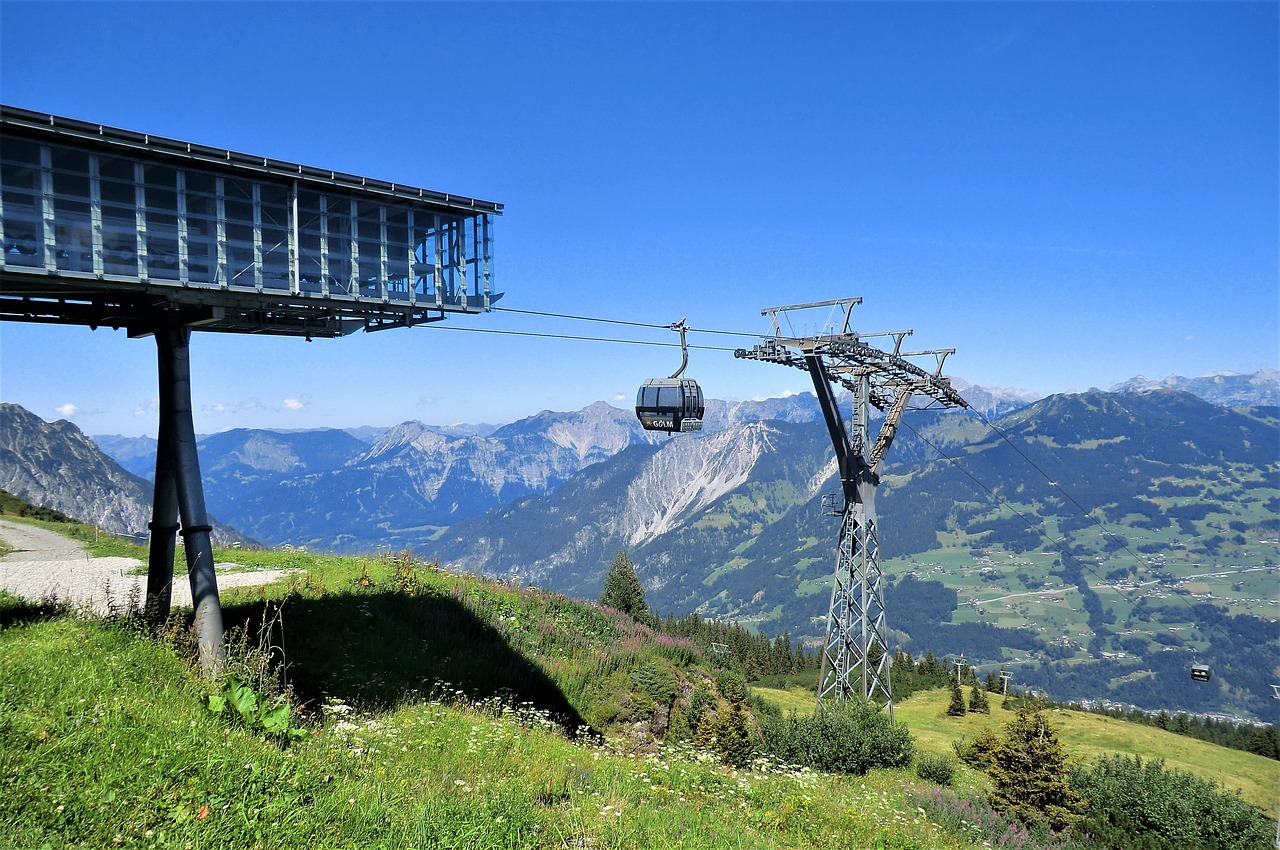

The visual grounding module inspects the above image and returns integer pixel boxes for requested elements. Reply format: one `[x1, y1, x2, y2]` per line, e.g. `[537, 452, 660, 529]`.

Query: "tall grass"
[0, 596, 972, 849]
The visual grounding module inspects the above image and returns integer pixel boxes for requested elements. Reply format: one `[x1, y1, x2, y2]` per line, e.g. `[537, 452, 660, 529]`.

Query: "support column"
[153, 325, 226, 673]
[143, 455, 178, 624]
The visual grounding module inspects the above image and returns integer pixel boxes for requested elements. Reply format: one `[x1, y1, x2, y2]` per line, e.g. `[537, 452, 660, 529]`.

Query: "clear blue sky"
[2, 2, 1276, 436]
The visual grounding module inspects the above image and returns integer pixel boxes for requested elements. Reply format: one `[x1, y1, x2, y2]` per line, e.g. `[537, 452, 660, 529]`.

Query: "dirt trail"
[0, 519, 297, 615]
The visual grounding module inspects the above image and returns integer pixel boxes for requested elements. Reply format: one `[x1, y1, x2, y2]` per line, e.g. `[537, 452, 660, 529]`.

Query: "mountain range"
[1, 368, 1276, 719]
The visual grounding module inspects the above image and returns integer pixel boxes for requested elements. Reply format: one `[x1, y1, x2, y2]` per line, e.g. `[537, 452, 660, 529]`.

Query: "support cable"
[425, 323, 740, 352]
[492, 305, 764, 338]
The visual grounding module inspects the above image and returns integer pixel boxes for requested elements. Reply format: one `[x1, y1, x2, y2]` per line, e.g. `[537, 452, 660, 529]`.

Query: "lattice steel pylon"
[735, 299, 968, 717]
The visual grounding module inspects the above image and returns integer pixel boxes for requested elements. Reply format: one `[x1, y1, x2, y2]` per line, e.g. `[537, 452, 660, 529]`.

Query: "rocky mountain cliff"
[1, 403, 154, 537]
[86, 395, 830, 553]
[0, 403, 247, 544]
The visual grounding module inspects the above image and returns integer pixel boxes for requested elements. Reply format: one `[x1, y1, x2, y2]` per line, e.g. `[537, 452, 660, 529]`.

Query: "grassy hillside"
[0, 537, 978, 850]
[2, 513, 1275, 848]
[755, 685, 1280, 813]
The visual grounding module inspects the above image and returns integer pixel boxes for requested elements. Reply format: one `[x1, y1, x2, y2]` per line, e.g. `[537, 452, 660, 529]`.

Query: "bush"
[915, 753, 956, 786]
[912, 786, 1084, 850]
[759, 700, 914, 774]
[1070, 755, 1272, 850]
[954, 729, 1001, 771]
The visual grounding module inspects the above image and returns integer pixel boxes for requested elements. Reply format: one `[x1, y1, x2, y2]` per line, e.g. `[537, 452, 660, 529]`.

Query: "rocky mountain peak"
[0, 403, 247, 544]
[1110, 367, 1279, 407]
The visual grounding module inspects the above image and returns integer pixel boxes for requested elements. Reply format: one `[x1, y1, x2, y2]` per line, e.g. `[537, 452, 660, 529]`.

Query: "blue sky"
[1, 2, 1276, 436]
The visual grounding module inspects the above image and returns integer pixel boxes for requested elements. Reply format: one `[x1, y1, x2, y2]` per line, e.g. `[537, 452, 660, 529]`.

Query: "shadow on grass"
[0, 594, 67, 629]
[222, 591, 591, 737]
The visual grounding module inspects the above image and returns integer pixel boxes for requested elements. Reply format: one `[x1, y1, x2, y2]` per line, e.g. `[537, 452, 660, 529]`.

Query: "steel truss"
[736, 299, 967, 716]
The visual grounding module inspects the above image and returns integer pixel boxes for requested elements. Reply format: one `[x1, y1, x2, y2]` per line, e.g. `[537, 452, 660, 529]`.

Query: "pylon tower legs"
[817, 498, 893, 718]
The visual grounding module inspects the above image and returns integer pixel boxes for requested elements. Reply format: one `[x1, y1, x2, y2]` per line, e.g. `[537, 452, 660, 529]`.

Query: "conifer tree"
[968, 684, 990, 714]
[918, 650, 941, 675]
[986, 708, 1082, 830]
[946, 677, 968, 717]
[599, 550, 650, 621]
[716, 701, 754, 768]
[694, 711, 719, 752]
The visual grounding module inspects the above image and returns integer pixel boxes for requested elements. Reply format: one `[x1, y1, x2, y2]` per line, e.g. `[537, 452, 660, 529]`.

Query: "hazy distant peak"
[1110, 367, 1278, 407]
[949, 378, 1042, 416]
[365, 420, 448, 459]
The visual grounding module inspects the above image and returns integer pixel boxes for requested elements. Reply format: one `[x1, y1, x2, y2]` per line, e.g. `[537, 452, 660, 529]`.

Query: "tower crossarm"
[734, 337, 968, 411]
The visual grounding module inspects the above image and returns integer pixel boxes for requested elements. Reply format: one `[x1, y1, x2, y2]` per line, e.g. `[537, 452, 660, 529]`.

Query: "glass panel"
[296, 188, 324, 293]
[98, 154, 136, 276]
[223, 178, 255, 287]
[50, 146, 92, 273]
[657, 386, 681, 409]
[1, 138, 42, 267]
[356, 199, 381, 298]
[143, 164, 179, 280]
[385, 206, 411, 300]
[183, 169, 218, 285]
[325, 195, 353, 295]
[258, 183, 290, 290]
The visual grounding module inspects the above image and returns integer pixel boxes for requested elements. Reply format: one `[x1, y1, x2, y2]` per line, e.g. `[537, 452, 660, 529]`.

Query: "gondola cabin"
[636, 378, 704, 433]
[1190, 664, 1212, 682]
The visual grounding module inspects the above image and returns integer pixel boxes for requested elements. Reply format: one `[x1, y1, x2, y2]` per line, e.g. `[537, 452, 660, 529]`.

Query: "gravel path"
[0, 519, 299, 615]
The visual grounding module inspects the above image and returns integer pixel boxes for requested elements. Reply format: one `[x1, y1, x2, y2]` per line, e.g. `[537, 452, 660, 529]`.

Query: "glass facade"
[0, 135, 494, 310]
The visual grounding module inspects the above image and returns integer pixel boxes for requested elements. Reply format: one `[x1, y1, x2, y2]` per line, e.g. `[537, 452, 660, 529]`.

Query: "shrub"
[915, 753, 956, 786]
[1070, 755, 1273, 850]
[912, 786, 1085, 850]
[945, 679, 967, 716]
[758, 700, 914, 774]
[953, 729, 1001, 771]
[968, 684, 990, 714]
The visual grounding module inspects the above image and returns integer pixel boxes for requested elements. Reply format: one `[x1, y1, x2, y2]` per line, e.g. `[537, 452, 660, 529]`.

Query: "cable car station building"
[0, 106, 502, 669]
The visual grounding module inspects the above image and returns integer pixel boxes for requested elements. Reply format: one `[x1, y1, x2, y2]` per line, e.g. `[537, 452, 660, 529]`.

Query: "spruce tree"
[716, 701, 755, 768]
[946, 677, 968, 717]
[694, 712, 719, 752]
[986, 708, 1083, 830]
[968, 684, 990, 714]
[599, 550, 650, 621]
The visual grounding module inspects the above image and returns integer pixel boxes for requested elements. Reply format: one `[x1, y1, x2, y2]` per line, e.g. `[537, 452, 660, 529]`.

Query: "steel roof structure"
[0, 105, 501, 338]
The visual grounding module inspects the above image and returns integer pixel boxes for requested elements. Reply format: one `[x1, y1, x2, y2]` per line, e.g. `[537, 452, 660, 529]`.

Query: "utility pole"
[736, 298, 967, 717]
